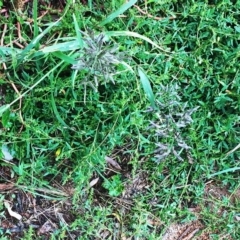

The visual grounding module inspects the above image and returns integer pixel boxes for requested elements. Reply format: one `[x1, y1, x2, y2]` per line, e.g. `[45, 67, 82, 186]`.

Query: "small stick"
[17, 22, 23, 41]
[12, 40, 25, 49]
[0, 22, 7, 46]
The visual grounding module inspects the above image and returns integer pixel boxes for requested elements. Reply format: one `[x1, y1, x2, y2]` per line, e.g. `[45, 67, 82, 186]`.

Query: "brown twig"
[17, 22, 24, 41]
[37, 4, 51, 21]
[226, 143, 240, 156]
[13, 40, 25, 49]
[0, 20, 7, 46]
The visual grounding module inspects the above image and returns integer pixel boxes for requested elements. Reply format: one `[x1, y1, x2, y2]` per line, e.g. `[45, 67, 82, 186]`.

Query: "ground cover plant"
[0, 0, 239, 239]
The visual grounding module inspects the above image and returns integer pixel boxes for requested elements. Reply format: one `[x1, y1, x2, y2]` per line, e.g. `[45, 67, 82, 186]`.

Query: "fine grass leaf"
[0, 104, 10, 117]
[138, 67, 156, 110]
[100, 0, 138, 26]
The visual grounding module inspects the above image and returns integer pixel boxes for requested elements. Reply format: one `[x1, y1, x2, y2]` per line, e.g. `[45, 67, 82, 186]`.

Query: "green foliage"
[138, 67, 156, 110]
[0, 0, 239, 238]
[22, 226, 34, 240]
[100, 0, 138, 26]
[150, 84, 199, 162]
[103, 174, 124, 197]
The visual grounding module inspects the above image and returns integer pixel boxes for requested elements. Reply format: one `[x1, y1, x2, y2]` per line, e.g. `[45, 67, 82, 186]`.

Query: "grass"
[0, 0, 239, 239]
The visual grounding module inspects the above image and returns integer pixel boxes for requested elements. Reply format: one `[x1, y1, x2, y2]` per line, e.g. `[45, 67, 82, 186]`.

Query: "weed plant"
[149, 83, 199, 162]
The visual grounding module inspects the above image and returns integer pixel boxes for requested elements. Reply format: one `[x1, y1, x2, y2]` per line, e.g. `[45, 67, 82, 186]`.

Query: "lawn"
[0, 0, 239, 239]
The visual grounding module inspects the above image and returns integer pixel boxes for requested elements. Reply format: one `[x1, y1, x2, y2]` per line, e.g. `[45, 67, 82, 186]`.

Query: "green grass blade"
[71, 69, 78, 91]
[50, 91, 69, 128]
[36, 40, 80, 54]
[88, 0, 92, 10]
[73, 13, 84, 48]
[0, 47, 22, 63]
[100, 0, 137, 26]
[138, 67, 156, 110]
[0, 47, 21, 55]
[52, 52, 75, 64]
[0, 104, 10, 117]
[33, 0, 39, 42]
[105, 31, 171, 53]
[208, 167, 240, 177]
[49, 75, 69, 128]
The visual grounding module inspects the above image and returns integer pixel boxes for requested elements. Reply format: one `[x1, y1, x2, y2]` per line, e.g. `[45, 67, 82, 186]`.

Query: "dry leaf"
[147, 217, 162, 226]
[100, 229, 111, 239]
[89, 177, 99, 188]
[162, 221, 204, 240]
[1, 144, 14, 161]
[4, 201, 22, 220]
[37, 220, 56, 235]
[105, 156, 122, 170]
[121, 236, 132, 240]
